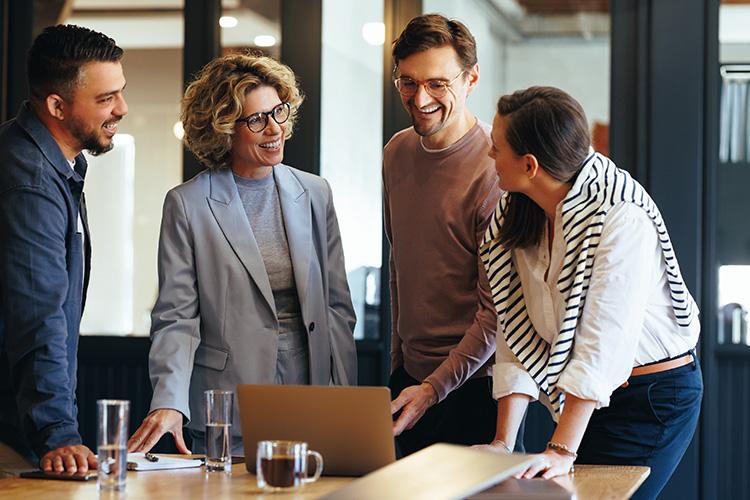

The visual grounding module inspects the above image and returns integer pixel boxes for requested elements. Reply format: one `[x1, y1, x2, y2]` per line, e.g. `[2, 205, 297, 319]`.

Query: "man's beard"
[83, 135, 114, 156]
[69, 115, 116, 156]
[409, 104, 447, 137]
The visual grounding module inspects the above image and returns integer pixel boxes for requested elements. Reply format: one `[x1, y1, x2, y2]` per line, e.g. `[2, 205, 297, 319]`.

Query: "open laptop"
[322, 443, 541, 500]
[237, 384, 396, 476]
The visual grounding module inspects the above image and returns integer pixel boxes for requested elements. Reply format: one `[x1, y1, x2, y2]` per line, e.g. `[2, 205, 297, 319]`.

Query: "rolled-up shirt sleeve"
[492, 328, 540, 400]
[556, 203, 657, 408]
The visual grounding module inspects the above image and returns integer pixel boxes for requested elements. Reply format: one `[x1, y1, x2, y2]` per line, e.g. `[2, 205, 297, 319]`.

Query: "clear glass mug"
[256, 440, 324, 491]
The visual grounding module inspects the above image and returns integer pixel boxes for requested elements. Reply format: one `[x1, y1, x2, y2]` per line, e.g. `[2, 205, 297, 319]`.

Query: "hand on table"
[40, 444, 97, 474]
[127, 409, 190, 454]
[391, 383, 438, 436]
[516, 449, 575, 480]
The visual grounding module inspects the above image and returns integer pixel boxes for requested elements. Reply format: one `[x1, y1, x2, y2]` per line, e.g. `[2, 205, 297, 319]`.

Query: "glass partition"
[717, 0, 750, 348]
[321, 0, 384, 340]
[221, 0, 281, 58]
[66, 0, 186, 335]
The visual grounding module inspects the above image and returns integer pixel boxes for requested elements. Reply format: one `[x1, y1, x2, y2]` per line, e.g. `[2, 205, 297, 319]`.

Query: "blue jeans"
[577, 357, 703, 499]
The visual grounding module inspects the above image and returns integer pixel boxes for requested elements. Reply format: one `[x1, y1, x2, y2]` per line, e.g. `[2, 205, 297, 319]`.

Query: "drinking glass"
[97, 399, 129, 491]
[204, 389, 233, 472]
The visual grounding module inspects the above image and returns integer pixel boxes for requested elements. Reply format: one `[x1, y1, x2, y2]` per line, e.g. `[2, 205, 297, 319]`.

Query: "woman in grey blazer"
[127, 53, 357, 455]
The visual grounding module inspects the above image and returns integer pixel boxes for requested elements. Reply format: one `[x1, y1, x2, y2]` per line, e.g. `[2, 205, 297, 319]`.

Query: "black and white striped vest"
[479, 152, 699, 417]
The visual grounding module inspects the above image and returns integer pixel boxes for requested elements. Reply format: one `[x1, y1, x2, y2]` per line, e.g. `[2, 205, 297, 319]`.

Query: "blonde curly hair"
[181, 52, 304, 169]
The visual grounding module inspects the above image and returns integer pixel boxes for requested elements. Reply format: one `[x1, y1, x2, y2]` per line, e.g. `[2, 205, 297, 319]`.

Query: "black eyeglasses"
[394, 71, 465, 98]
[235, 102, 291, 133]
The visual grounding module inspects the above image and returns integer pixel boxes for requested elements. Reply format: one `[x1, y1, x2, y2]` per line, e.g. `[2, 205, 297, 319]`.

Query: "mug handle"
[303, 450, 324, 484]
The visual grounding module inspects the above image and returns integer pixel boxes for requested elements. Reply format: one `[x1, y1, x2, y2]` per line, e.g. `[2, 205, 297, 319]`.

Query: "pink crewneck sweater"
[383, 121, 502, 402]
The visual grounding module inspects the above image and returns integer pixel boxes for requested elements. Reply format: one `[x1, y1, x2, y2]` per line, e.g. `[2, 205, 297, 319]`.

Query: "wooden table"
[473, 465, 650, 499]
[0, 463, 649, 499]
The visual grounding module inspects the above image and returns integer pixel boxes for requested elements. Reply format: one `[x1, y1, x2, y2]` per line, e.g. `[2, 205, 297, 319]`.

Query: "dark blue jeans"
[577, 357, 703, 500]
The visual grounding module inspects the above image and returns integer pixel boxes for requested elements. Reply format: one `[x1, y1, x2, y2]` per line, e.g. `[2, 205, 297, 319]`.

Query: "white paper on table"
[126, 453, 203, 471]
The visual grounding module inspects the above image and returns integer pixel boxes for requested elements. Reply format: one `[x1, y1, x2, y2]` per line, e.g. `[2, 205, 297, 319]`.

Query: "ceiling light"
[362, 22, 385, 46]
[254, 35, 276, 47]
[219, 16, 238, 29]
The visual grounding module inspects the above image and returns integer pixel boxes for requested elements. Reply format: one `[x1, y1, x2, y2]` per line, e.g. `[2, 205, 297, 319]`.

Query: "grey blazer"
[148, 164, 357, 432]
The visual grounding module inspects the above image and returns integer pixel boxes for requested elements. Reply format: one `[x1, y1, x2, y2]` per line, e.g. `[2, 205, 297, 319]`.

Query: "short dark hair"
[495, 86, 591, 249]
[392, 13, 477, 72]
[27, 24, 123, 102]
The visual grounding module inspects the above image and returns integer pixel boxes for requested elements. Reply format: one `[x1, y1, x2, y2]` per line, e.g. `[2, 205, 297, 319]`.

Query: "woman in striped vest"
[479, 86, 702, 499]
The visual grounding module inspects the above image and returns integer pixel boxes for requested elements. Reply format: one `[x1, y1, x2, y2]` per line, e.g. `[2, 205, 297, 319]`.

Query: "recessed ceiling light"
[254, 35, 276, 47]
[219, 16, 238, 29]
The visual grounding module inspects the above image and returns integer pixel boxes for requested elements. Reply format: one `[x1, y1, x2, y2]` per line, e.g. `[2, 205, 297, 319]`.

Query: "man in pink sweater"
[385, 13, 514, 456]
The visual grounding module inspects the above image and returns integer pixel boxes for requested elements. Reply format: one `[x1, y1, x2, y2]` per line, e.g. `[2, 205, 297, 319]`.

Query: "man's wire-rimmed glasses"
[393, 70, 465, 98]
[235, 102, 291, 133]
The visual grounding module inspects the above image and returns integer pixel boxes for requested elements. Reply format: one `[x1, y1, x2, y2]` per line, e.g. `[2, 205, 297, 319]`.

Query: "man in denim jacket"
[0, 25, 127, 476]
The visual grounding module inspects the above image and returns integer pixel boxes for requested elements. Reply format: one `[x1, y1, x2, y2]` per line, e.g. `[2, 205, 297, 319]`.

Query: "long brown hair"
[495, 86, 591, 249]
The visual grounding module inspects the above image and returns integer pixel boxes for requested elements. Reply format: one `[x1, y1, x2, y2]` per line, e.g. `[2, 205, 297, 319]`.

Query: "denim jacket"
[0, 102, 91, 463]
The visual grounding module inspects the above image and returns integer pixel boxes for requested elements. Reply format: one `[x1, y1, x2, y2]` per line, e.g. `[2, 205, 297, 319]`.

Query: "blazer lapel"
[274, 165, 312, 308]
[207, 168, 276, 312]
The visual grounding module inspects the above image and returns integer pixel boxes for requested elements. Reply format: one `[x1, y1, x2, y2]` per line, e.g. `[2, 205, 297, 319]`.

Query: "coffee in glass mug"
[256, 440, 323, 491]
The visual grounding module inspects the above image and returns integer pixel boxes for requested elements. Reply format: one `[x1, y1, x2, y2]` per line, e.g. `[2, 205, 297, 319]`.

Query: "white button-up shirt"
[493, 201, 700, 409]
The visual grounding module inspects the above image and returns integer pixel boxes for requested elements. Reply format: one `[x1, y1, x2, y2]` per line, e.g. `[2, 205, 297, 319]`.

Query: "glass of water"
[97, 399, 129, 491]
[204, 389, 233, 472]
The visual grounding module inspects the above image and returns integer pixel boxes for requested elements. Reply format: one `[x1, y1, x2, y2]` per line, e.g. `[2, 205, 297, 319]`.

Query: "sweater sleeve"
[382, 158, 403, 372]
[423, 176, 502, 401]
